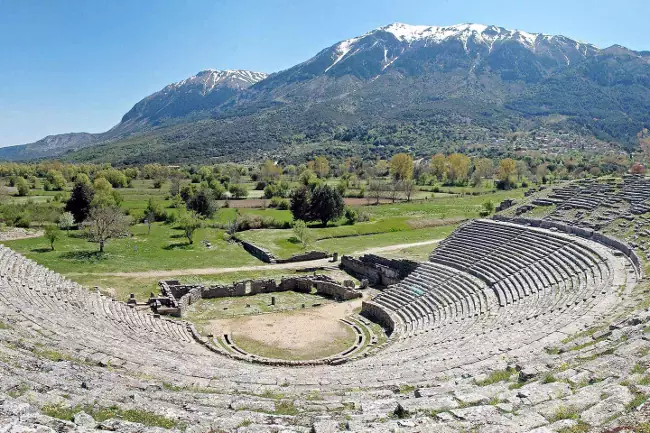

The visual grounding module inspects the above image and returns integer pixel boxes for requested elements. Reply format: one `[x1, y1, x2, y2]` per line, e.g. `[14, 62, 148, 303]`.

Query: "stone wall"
[360, 300, 396, 334]
[314, 280, 362, 301]
[276, 251, 329, 263]
[496, 199, 516, 212]
[492, 215, 643, 276]
[341, 255, 382, 285]
[240, 240, 278, 263]
[156, 275, 360, 317]
[341, 254, 418, 286]
[177, 287, 202, 312]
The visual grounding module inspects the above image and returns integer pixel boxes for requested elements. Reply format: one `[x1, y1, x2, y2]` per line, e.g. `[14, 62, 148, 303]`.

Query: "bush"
[255, 181, 267, 190]
[15, 214, 31, 228]
[228, 184, 249, 199]
[144, 198, 168, 222]
[187, 188, 218, 218]
[344, 207, 358, 225]
[263, 180, 290, 199]
[15, 177, 30, 196]
[235, 214, 289, 231]
[358, 211, 371, 222]
[269, 196, 289, 209]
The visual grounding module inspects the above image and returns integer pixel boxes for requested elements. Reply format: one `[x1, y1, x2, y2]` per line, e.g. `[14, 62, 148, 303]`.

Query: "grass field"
[4, 222, 259, 274]
[2, 175, 524, 300]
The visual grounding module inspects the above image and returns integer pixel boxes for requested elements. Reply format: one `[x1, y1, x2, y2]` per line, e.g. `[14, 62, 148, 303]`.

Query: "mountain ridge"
[2, 22, 648, 163]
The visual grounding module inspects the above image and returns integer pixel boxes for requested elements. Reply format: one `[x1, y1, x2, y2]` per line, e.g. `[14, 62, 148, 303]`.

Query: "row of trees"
[3, 146, 646, 200]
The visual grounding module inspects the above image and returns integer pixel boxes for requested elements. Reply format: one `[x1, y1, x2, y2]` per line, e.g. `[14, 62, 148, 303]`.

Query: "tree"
[430, 154, 448, 181]
[228, 184, 249, 199]
[65, 180, 94, 223]
[313, 156, 330, 178]
[299, 169, 316, 186]
[497, 158, 518, 189]
[46, 170, 66, 191]
[638, 129, 650, 163]
[390, 153, 414, 181]
[401, 179, 416, 202]
[472, 158, 494, 187]
[260, 160, 282, 182]
[373, 159, 389, 177]
[91, 178, 116, 208]
[367, 178, 383, 205]
[388, 181, 401, 203]
[187, 188, 218, 218]
[169, 177, 181, 198]
[58, 212, 75, 233]
[289, 185, 312, 221]
[447, 154, 471, 185]
[83, 207, 131, 253]
[178, 212, 201, 245]
[14, 177, 29, 196]
[309, 184, 344, 226]
[95, 168, 128, 188]
[44, 225, 61, 251]
[482, 200, 495, 215]
[292, 219, 311, 249]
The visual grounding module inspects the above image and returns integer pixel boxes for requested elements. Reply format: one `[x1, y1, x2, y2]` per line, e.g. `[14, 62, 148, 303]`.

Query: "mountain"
[119, 69, 268, 128]
[0, 133, 98, 161]
[0, 69, 268, 160]
[2, 23, 649, 163]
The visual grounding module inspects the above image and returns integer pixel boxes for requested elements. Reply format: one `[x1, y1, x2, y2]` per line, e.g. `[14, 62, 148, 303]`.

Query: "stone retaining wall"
[360, 300, 397, 335]
[341, 254, 418, 286]
[160, 275, 360, 317]
[240, 240, 278, 263]
[240, 240, 329, 264]
[276, 250, 329, 263]
[492, 215, 643, 276]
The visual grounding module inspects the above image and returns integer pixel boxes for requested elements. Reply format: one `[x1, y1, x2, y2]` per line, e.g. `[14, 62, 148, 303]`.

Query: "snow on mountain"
[316, 22, 600, 73]
[120, 69, 268, 123]
[167, 69, 268, 94]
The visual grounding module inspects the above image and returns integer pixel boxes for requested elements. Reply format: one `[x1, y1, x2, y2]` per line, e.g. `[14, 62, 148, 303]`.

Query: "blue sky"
[1, 0, 648, 147]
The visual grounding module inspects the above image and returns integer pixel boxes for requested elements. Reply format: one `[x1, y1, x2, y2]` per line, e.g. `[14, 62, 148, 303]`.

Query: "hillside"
[2, 23, 649, 163]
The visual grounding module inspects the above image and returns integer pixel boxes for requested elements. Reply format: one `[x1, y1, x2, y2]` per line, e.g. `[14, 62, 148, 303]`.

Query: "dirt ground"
[0, 227, 43, 242]
[211, 293, 367, 359]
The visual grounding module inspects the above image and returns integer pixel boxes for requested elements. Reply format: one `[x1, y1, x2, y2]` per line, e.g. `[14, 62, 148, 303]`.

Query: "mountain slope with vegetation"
[2, 23, 649, 163]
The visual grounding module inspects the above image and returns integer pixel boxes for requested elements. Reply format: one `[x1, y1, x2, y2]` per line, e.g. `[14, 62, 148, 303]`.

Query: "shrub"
[15, 177, 30, 196]
[269, 196, 289, 209]
[178, 212, 201, 245]
[187, 188, 218, 218]
[144, 198, 168, 222]
[15, 214, 32, 228]
[228, 184, 249, 199]
[44, 225, 61, 250]
[58, 212, 75, 232]
[357, 211, 370, 222]
[292, 219, 311, 249]
[264, 180, 290, 199]
[235, 214, 288, 231]
[344, 207, 358, 225]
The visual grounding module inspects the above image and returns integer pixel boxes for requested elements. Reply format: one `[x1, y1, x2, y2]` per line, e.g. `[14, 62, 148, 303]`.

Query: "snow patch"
[325, 38, 359, 72]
